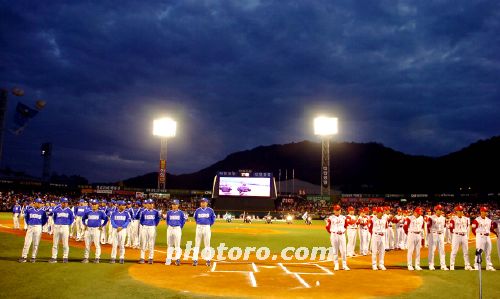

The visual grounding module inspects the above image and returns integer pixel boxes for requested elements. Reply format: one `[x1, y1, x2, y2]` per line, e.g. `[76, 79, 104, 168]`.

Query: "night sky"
[1, 1, 499, 182]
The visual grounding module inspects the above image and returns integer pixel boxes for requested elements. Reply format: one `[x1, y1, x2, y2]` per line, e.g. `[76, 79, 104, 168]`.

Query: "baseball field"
[0, 212, 498, 299]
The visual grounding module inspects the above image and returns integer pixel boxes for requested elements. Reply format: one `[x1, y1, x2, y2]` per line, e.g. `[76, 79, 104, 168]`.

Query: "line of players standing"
[13, 197, 216, 266]
[325, 204, 499, 271]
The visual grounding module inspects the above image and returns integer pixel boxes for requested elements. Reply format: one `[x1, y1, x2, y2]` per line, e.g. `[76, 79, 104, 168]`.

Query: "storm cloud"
[1, 0, 499, 182]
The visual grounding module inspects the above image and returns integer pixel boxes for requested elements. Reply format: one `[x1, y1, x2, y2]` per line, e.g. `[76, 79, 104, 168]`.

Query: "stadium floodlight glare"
[153, 118, 177, 138]
[313, 116, 338, 196]
[153, 117, 176, 190]
[314, 117, 338, 136]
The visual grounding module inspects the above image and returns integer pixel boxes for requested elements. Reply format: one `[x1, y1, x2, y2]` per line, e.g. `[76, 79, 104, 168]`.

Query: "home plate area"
[210, 261, 334, 289]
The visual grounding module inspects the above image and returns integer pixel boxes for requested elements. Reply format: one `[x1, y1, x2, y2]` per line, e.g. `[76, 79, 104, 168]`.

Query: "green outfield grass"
[0, 212, 498, 299]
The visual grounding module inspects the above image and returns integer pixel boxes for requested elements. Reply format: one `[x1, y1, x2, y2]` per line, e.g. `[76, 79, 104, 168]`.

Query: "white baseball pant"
[497, 235, 500, 262]
[140, 225, 157, 260]
[346, 228, 357, 256]
[52, 224, 70, 259]
[74, 216, 84, 240]
[371, 233, 386, 267]
[13, 213, 20, 229]
[43, 220, 48, 233]
[167, 226, 182, 261]
[131, 220, 140, 247]
[100, 222, 107, 244]
[407, 232, 422, 267]
[22, 214, 27, 230]
[47, 216, 54, 235]
[193, 224, 212, 261]
[428, 232, 446, 268]
[386, 226, 395, 249]
[445, 228, 451, 243]
[21, 225, 42, 258]
[107, 222, 113, 244]
[450, 233, 470, 268]
[423, 224, 428, 247]
[69, 222, 75, 238]
[111, 228, 127, 260]
[475, 234, 493, 269]
[125, 223, 132, 247]
[396, 225, 405, 249]
[84, 227, 101, 259]
[330, 232, 347, 268]
[359, 228, 370, 255]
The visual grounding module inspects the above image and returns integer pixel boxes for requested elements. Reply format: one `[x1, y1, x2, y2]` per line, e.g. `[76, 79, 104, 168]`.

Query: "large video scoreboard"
[213, 170, 276, 198]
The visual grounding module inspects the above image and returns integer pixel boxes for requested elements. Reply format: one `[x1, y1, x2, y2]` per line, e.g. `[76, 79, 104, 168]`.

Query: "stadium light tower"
[153, 117, 177, 190]
[314, 116, 338, 196]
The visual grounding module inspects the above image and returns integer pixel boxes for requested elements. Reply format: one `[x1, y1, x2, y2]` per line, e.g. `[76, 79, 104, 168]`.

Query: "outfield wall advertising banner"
[218, 177, 271, 197]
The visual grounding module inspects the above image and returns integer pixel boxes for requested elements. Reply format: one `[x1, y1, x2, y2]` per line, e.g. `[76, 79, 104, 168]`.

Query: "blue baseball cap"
[172, 199, 180, 205]
[117, 200, 126, 206]
[135, 201, 142, 205]
[79, 199, 85, 203]
[35, 198, 43, 203]
[101, 199, 107, 203]
[60, 198, 68, 203]
[200, 197, 209, 202]
[111, 199, 116, 204]
[90, 199, 98, 204]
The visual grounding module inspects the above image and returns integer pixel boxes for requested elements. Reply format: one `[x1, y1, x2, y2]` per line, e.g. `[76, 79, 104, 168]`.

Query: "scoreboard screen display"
[218, 177, 271, 197]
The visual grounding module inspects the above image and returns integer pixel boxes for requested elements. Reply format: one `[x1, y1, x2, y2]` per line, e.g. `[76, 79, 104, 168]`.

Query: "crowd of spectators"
[276, 196, 500, 220]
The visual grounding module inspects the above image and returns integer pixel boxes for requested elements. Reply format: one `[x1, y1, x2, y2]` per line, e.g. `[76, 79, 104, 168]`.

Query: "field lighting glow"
[313, 116, 338, 136]
[153, 118, 177, 137]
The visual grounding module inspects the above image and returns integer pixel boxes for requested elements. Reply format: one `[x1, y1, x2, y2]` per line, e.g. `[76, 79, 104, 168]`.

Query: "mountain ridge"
[121, 136, 500, 193]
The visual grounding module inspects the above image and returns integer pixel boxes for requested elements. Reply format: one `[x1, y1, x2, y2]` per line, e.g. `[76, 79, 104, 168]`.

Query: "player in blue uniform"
[110, 201, 131, 264]
[19, 198, 48, 263]
[12, 201, 22, 229]
[49, 198, 75, 263]
[192, 198, 216, 266]
[138, 199, 161, 264]
[98, 199, 109, 244]
[165, 199, 186, 266]
[81, 199, 108, 263]
[73, 199, 89, 241]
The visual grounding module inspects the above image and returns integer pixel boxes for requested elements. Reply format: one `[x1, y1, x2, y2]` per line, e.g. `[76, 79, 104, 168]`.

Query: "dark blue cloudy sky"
[1, 0, 499, 182]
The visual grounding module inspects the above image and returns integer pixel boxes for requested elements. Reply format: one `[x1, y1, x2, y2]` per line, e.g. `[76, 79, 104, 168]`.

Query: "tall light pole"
[314, 116, 338, 196]
[153, 117, 176, 190]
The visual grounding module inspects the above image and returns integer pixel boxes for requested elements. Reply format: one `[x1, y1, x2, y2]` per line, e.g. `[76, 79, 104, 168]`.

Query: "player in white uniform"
[369, 207, 387, 270]
[423, 209, 432, 248]
[358, 207, 371, 256]
[494, 215, 500, 265]
[444, 213, 452, 244]
[384, 207, 395, 251]
[193, 198, 216, 266]
[345, 206, 358, 257]
[449, 205, 473, 270]
[394, 208, 405, 250]
[325, 205, 349, 270]
[427, 204, 448, 270]
[471, 207, 496, 271]
[404, 208, 424, 270]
